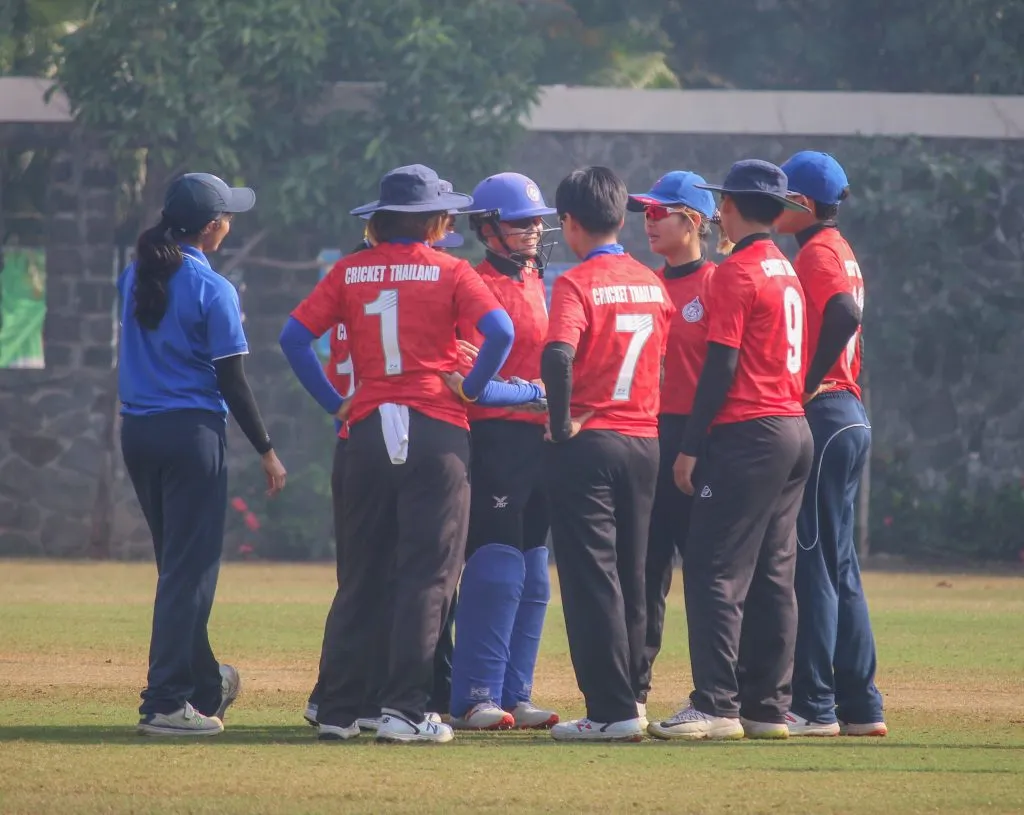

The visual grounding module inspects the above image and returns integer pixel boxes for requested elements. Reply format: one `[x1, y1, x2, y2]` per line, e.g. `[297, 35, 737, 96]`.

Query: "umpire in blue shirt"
[118, 173, 287, 736]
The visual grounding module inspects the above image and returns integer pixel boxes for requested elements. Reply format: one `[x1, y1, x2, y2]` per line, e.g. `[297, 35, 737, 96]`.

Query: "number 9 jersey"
[703, 237, 807, 424]
[292, 242, 500, 429]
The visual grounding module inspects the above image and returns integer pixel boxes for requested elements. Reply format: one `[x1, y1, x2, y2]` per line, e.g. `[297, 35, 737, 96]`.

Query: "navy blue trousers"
[793, 391, 884, 724]
[121, 410, 227, 717]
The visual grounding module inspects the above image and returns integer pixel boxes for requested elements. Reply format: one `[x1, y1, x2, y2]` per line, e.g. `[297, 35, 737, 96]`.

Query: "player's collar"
[730, 233, 772, 254]
[795, 222, 838, 248]
[663, 256, 706, 280]
[484, 250, 528, 281]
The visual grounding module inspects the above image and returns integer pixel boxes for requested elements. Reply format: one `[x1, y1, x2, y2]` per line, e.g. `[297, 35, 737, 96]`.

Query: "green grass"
[0, 562, 1022, 814]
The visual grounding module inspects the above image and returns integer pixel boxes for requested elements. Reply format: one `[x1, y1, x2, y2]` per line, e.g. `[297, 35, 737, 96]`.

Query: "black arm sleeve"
[541, 341, 575, 442]
[804, 292, 862, 394]
[214, 354, 273, 455]
[678, 342, 740, 456]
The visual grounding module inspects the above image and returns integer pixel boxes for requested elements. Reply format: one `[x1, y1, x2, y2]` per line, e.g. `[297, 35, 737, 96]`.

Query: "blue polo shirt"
[118, 245, 248, 416]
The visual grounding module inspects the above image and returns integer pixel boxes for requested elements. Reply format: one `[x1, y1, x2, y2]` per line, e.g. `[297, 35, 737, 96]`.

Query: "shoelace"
[668, 705, 706, 724]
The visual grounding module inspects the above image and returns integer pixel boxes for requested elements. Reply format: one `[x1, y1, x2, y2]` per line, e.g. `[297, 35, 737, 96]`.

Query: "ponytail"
[715, 226, 735, 256]
[133, 216, 184, 330]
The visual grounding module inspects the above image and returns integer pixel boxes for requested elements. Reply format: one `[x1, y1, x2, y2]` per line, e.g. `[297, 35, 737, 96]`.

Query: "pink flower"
[244, 512, 261, 531]
[238, 544, 254, 556]
[883, 516, 894, 527]
[231, 497, 248, 513]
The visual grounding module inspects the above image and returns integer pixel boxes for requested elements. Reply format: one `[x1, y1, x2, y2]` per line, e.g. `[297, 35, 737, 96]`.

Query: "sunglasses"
[644, 205, 691, 222]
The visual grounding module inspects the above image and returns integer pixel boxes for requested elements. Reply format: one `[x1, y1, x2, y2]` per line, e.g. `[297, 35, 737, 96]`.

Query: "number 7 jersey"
[546, 253, 674, 437]
[291, 242, 500, 429]
[703, 237, 807, 425]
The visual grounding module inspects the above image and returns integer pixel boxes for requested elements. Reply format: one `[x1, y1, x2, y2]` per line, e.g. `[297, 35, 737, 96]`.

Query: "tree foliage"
[55, 0, 542, 253]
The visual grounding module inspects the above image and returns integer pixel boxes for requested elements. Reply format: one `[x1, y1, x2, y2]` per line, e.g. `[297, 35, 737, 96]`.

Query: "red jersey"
[704, 238, 806, 425]
[292, 242, 499, 429]
[546, 252, 673, 438]
[659, 260, 716, 416]
[325, 323, 355, 439]
[458, 260, 548, 425]
[793, 227, 863, 399]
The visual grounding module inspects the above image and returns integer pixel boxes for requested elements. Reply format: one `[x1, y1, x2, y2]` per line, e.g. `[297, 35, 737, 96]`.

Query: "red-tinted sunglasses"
[644, 205, 690, 222]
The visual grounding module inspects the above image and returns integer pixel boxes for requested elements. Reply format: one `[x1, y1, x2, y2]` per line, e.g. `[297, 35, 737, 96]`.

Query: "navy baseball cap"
[163, 173, 255, 234]
[351, 164, 475, 216]
[781, 151, 849, 206]
[697, 160, 809, 212]
[628, 171, 717, 219]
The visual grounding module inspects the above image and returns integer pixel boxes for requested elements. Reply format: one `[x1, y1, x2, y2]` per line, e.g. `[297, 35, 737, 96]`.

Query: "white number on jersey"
[334, 354, 356, 398]
[612, 313, 655, 401]
[364, 290, 403, 376]
[844, 261, 865, 366]
[783, 286, 804, 374]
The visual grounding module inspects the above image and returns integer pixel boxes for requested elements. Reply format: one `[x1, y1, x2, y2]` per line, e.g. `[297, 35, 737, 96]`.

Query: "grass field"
[0, 562, 1022, 814]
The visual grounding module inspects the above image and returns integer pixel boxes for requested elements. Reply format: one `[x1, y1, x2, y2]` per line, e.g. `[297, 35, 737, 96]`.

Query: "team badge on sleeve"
[682, 296, 705, 323]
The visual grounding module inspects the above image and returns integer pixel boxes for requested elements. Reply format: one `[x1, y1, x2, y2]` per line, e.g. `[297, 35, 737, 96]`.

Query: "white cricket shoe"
[425, 712, 444, 725]
[357, 715, 383, 731]
[785, 711, 840, 737]
[137, 702, 223, 737]
[840, 719, 888, 737]
[375, 709, 454, 744]
[551, 717, 644, 742]
[636, 701, 649, 730]
[214, 664, 241, 721]
[304, 702, 318, 726]
[317, 722, 361, 741]
[508, 701, 559, 729]
[740, 717, 789, 740]
[451, 701, 515, 730]
[648, 704, 744, 741]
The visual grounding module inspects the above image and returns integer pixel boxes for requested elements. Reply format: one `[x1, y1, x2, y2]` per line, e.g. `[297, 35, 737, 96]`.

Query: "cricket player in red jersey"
[775, 151, 886, 738]
[448, 172, 560, 732]
[649, 160, 814, 742]
[541, 166, 673, 743]
[280, 164, 543, 745]
[625, 171, 719, 711]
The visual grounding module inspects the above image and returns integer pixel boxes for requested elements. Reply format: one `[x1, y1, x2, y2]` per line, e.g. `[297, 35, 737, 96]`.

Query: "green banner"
[0, 248, 46, 369]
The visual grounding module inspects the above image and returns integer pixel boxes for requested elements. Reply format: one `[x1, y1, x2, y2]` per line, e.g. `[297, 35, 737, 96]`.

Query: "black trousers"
[317, 409, 471, 726]
[309, 436, 459, 716]
[466, 420, 549, 558]
[121, 410, 227, 717]
[683, 416, 813, 722]
[638, 413, 693, 701]
[546, 430, 659, 724]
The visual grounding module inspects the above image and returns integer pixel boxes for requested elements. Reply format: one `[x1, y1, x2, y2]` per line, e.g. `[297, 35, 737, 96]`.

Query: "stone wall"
[0, 134, 122, 557]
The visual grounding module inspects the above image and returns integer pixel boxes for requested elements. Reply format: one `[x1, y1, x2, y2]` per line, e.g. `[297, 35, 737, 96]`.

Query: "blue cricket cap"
[470, 172, 556, 221]
[697, 160, 809, 212]
[163, 173, 255, 234]
[628, 171, 717, 219]
[781, 151, 849, 206]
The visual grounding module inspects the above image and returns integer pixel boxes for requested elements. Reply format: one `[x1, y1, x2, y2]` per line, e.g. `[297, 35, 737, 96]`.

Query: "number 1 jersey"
[292, 242, 499, 429]
[703, 237, 807, 425]
[546, 253, 673, 438]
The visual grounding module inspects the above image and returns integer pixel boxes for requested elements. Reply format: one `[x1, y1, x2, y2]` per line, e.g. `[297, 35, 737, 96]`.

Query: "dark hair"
[367, 211, 448, 245]
[555, 166, 627, 235]
[133, 216, 187, 330]
[727, 193, 785, 226]
[812, 188, 848, 221]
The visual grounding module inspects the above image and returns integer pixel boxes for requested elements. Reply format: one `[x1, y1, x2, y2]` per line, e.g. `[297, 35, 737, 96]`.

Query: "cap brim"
[627, 194, 671, 212]
[434, 232, 464, 249]
[694, 184, 810, 212]
[223, 187, 256, 213]
[503, 206, 558, 220]
[350, 191, 474, 217]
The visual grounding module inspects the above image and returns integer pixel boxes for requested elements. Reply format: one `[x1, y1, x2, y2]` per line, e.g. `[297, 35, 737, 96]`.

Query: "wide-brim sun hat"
[350, 164, 476, 216]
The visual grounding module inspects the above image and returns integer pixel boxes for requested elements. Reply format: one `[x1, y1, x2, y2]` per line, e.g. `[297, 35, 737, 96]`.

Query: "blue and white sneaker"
[376, 708, 454, 744]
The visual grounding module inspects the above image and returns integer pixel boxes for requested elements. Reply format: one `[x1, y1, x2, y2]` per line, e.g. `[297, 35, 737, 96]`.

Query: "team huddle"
[278, 153, 885, 744]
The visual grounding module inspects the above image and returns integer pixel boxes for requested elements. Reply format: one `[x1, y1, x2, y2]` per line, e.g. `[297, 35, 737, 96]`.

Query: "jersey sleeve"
[798, 242, 847, 315]
[291, 260, 349, 337]
[704, 261, 757, 349]
[205, 278, 249, 360]
[453, 260, 500, 329]
[545, 275, 588, 350]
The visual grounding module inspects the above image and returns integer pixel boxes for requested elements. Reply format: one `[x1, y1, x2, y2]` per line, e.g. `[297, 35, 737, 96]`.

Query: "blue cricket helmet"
[470, 172, 556, 221]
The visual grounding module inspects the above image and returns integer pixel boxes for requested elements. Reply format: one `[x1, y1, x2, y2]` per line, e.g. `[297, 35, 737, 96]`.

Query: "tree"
[54, 0, 543, 260]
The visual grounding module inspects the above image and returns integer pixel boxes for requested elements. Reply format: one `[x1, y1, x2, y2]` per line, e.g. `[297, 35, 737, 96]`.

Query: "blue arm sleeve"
[462, 308, 514, 399]
[473, 379, 545, 407]
[279, 317, 345, 415]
